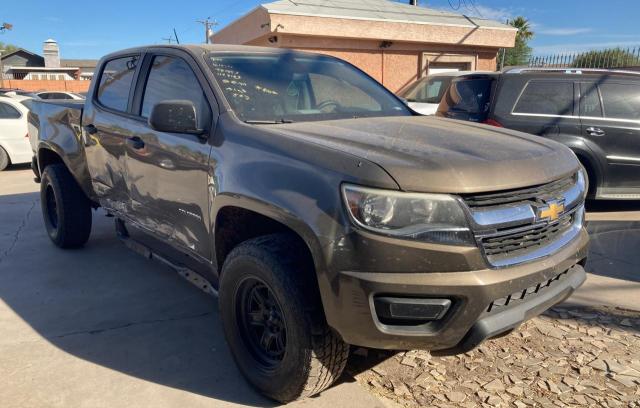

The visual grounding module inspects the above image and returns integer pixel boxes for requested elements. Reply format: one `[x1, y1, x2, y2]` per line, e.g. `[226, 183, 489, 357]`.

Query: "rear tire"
[0, 147, 9, 171]
[40, 163, 92, 248]
[219, 234, 349, 403]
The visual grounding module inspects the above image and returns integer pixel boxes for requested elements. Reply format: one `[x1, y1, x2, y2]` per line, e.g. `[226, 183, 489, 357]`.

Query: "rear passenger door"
[124, 50, 215, 263]
[580, 81, 640, 194]
[84, 54, 142, 211]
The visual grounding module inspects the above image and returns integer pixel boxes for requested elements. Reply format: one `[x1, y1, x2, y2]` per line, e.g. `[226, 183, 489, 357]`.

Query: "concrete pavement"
[1, 166, 639, 407]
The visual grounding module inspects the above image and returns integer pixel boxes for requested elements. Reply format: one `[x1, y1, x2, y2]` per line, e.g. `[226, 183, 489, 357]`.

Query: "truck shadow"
[0, 192, 275, 407]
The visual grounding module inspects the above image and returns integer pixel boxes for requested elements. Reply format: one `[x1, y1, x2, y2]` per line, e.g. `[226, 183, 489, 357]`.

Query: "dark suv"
[436, 68, 640, 199]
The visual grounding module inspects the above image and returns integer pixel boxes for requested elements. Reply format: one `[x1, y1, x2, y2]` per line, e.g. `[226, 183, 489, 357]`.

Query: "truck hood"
[268, 116, 579, 194]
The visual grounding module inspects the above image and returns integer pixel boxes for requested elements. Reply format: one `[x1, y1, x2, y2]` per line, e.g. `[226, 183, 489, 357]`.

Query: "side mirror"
[148, 100, 205, 136]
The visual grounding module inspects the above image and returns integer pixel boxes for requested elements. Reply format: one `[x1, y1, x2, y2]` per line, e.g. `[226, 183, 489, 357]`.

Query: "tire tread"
[220, 234, 349, 402]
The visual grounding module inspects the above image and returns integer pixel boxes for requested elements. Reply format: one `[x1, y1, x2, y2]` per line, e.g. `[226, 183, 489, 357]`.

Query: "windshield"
[401, 76, 453, 104]
[207, 52, 411, 123]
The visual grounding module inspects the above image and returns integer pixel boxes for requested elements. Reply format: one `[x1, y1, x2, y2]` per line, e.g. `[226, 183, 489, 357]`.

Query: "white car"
[0, 96, 32, 171]
[36, 91, 85, 100]
[400, 71, 492, 115]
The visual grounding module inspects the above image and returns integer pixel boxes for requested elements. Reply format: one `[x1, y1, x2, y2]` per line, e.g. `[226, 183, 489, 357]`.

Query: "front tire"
[40, 163, 92, 248]
[219, 234, 349, 403]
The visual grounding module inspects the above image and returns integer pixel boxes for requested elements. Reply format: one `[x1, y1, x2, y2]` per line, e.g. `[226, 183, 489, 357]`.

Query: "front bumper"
[323, 228, 589, 351]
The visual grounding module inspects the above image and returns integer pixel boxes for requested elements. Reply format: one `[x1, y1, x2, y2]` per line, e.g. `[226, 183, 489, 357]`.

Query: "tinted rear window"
[438, 78, 493, 114]
[514, 80, 574, 116]
[600, 83, 640, 120]
[0, 102, 21, 119]
[97, 55, 139, 112]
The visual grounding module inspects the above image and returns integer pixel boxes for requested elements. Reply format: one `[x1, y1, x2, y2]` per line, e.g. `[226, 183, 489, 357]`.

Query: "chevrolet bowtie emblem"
[538, 201, 565, 221]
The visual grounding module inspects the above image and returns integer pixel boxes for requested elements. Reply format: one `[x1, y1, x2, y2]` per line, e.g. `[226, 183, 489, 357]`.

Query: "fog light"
[374, 297, 451, 325]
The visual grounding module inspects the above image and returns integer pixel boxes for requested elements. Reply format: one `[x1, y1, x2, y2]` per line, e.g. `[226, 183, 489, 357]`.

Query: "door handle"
[586, 127, 605, 137]
[84, 124, 98, 135]
[126, 136, 145, 150]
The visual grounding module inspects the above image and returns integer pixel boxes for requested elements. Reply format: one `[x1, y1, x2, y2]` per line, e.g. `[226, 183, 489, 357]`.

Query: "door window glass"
[580, 84, 603, 117]
[0, 102, 21, 119]
[97, 55, 139, 112]
[141, 55, 210, 128]
[514, 81, 574, 116]
[600, 83, 640, 120]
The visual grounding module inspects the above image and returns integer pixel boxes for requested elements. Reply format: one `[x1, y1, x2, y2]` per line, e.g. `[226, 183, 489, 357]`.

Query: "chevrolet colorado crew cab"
[28, 45, 589, 402]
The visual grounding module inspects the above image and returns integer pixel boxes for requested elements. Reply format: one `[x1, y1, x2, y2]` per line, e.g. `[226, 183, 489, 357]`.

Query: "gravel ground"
[347, 305, 640, 408]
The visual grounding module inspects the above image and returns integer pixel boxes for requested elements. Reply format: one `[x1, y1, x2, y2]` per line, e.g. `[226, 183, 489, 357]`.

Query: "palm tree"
[502, 16, 534, 68]
[508, 16, 534, 41]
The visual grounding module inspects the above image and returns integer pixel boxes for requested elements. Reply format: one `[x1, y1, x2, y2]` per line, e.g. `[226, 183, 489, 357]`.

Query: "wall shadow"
[586, 220, 640, 282]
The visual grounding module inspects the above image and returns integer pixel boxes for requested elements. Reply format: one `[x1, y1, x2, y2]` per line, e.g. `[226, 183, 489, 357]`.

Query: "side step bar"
[115, 218, 218, 297]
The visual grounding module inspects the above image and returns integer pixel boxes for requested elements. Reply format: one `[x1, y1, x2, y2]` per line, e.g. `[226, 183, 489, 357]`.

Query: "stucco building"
[213, 0, 516, 92]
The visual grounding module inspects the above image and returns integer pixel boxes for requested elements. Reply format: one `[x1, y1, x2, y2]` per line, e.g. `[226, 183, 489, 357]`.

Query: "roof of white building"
[261, 0, 515, 30]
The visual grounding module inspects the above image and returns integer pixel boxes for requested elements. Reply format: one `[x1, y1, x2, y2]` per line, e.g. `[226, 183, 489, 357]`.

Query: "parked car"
[28, 45, 588, 402]
[37, 91, 85, 100]
[436, 68, 640, 199]
[0, 89, 41, 99]
[0, 95, 33, 171]
[400, 71, 489, 115]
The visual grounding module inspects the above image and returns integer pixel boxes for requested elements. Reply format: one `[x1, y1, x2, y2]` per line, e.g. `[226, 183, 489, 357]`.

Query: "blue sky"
[1, 0, 638, 59]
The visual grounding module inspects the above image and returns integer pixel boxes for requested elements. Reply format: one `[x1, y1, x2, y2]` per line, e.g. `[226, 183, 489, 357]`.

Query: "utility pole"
[196, 17, 218, 44]
[0, 49, 5, 88]
[162, 36, 174, 44]
[0, 23, 12, 88]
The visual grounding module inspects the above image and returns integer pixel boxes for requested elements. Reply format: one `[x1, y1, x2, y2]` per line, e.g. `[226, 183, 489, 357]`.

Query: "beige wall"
[251, 35, 498, 93]
[214, 10, 508, 93]
[215, 9, 516, 48]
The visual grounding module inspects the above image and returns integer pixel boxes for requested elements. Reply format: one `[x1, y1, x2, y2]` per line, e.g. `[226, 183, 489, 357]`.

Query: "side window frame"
[93, 52, 144, 117]
[0, 101, 22, 119]
[131, 49, 219, 132]
[511, 78, 576, 117]
[578, 82, 604, 119]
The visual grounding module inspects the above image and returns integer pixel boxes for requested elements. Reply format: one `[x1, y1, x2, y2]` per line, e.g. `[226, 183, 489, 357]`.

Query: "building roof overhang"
[214, 0, 517, 48]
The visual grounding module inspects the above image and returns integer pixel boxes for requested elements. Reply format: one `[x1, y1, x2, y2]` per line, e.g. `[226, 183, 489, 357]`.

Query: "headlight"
[577, 167, 588, 200]
[341, 184, 475, 245]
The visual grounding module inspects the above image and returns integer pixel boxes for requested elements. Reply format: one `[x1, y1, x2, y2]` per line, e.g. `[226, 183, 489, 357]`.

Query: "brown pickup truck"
[28, 44, 588, 402]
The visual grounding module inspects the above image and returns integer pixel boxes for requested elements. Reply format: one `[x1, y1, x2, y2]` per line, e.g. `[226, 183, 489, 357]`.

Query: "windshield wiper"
[243, 118, 294, 124]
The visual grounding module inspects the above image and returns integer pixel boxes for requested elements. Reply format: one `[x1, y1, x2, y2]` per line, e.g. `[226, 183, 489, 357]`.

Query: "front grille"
[463, 175, 575, 208]
[464, 173, 584, 267]
[481, 212, 573, 259]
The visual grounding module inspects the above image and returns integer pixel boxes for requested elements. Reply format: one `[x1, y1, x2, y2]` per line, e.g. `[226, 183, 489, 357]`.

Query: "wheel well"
[215, 206, 314, 273]
[574, 153, 597, 197]
[38, 148, 64, 173]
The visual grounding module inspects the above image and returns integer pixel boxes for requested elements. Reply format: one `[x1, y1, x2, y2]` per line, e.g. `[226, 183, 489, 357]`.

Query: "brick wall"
[2, 80, 90, 93]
